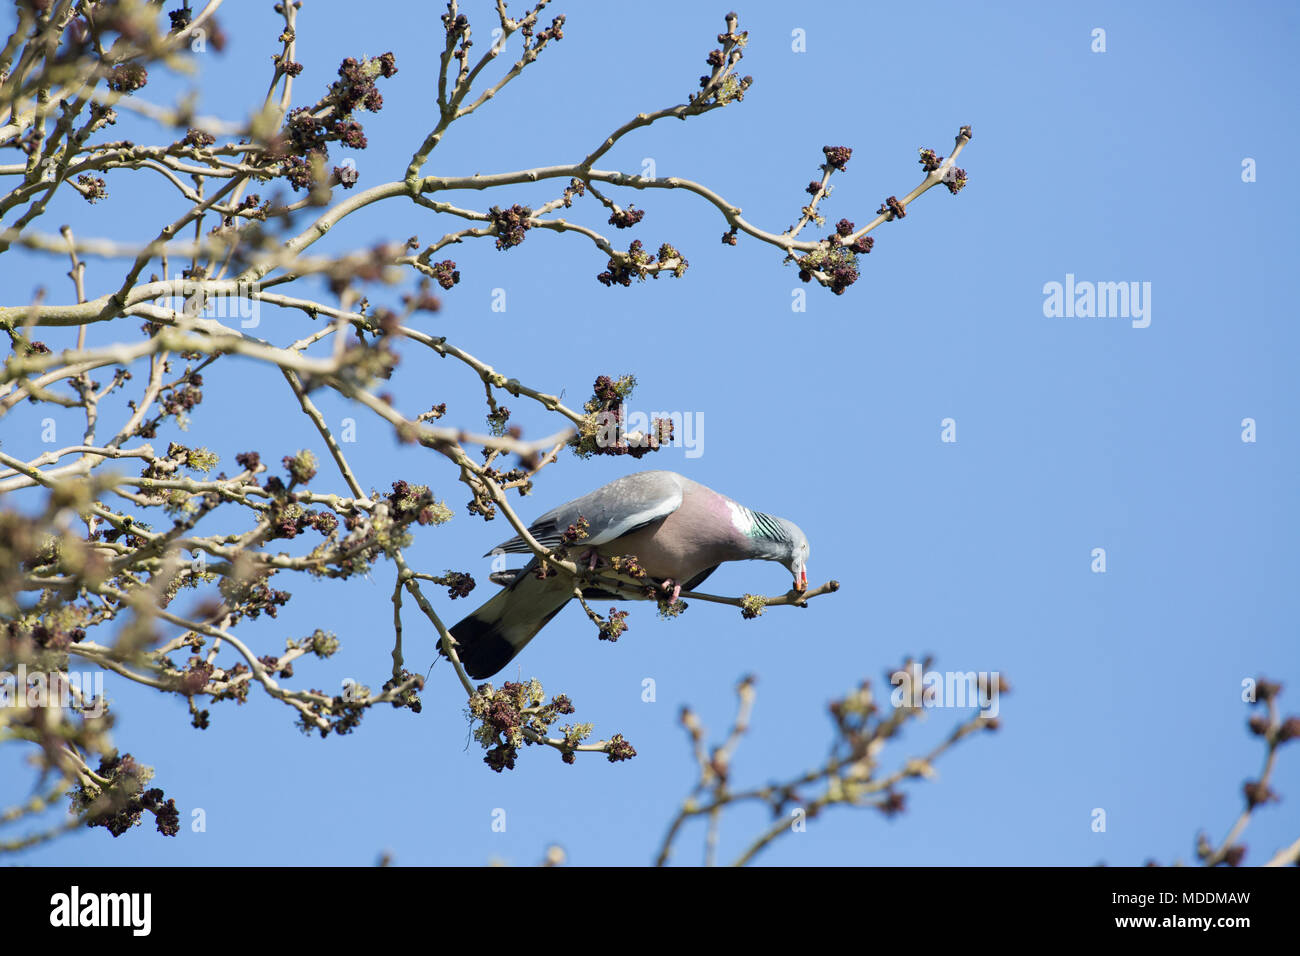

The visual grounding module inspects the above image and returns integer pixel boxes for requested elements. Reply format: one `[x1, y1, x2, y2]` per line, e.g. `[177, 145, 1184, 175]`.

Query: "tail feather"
[443, 561, 571, 679]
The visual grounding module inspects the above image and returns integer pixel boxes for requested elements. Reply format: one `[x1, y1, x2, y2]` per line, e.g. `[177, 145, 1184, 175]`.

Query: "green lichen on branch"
[657, 597, 688, 619]
[599, 607, 629, 642]
[596, 240, 688, 287]
[466, 680, 634, 771]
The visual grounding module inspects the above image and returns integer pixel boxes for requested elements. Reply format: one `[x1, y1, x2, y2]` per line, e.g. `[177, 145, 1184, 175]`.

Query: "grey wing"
[484, 471, 684, 556]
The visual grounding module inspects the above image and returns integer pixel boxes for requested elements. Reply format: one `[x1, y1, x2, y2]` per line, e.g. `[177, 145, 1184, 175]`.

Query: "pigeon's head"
[773, 517, 810, 592]
[735, 506, 811, 591]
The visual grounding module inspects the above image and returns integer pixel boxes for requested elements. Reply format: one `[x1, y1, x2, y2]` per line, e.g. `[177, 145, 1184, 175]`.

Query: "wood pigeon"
[443, 470, 811, 678]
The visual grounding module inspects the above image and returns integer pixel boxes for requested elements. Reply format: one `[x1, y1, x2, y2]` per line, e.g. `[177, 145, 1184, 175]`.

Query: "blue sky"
[3, 0, 1297, 866]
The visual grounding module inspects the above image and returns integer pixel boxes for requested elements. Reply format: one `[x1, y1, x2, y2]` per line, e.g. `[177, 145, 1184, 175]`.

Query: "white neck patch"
[725, 500, 753, 536]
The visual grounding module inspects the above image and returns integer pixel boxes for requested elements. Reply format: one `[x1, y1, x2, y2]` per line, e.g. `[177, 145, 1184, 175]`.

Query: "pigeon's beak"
[795, 569, 807, 592]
